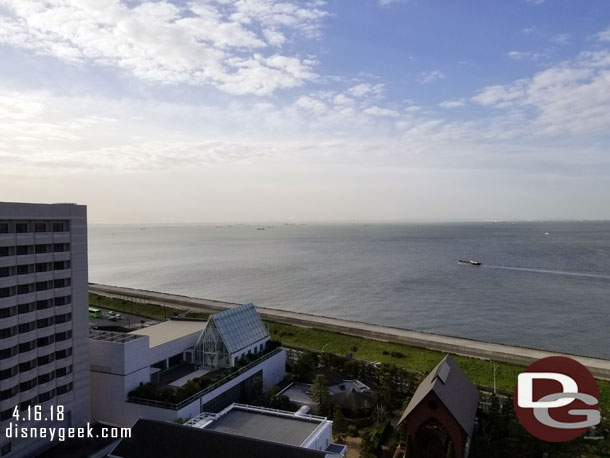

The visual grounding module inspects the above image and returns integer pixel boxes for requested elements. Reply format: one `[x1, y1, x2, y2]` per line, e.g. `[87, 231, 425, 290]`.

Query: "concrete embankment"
[89, 283, 610, 380]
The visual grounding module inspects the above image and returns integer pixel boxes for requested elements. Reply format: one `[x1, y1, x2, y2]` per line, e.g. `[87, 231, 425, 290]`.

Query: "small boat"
[459, 260, 482, 266]
[257, 227, 265, 230]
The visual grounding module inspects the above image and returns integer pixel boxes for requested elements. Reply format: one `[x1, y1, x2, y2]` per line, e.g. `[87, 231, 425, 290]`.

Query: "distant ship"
[257, 227, 265, 230]
[459, 260, 482, 266]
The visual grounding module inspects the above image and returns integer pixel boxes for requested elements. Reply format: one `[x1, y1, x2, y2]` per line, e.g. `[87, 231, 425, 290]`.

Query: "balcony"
[0, 257, 16, 269]
[0, 314, 18, 329]
[0, 296, 17, 309]
[0, 234, 16, 246]
[53, 252, 71, 262]
[53, 286, 72, 298]
[34, 233, 53, 244]
[35, 271, 54, 283]
[16, 273, 36, 286]
[53, 233, 70, 244]
[0, 392, 19, 413]
[53, 269, 72, 280]
[15, 254, 35, 265]
[15, 234, 34, 245]
[35, 253, 53, 264]
[0, 276, 15, 289]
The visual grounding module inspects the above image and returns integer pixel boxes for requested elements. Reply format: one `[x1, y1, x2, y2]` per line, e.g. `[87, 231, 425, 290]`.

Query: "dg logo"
[514, 356, 600, 442]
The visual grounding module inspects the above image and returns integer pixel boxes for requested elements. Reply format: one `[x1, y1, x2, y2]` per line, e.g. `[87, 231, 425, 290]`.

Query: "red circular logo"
[514, 356, 600, 442]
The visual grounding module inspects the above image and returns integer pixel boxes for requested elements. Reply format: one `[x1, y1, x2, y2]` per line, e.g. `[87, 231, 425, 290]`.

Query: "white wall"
[93, 349, 286, 427]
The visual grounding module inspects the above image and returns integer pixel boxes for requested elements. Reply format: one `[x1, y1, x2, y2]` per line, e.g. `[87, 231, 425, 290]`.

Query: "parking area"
[89, 308, 160, 330]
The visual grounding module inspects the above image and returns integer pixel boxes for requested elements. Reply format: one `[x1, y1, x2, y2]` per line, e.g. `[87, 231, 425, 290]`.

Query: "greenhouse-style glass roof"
[208, 303, 268, 354]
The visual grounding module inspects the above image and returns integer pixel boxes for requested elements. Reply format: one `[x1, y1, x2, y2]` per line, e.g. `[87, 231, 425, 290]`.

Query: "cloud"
[439, 99, 466, 108]
[525, 0, 545, 4]
[473, 50, 610, 135]
[597, 26, 610, 42]
[377, 0, 407, 6]
[0, 0, 327, 96]
[419, 70, 445, 84]
[362, 106, 400, 117]
[507, 50, 549, 61]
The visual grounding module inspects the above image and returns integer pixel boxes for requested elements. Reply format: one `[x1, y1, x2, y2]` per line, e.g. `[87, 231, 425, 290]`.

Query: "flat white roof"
[129, 320, 205, 347]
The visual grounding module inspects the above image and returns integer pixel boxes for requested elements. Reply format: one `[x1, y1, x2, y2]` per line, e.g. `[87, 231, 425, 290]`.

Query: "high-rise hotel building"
[0, 202, 90, 457]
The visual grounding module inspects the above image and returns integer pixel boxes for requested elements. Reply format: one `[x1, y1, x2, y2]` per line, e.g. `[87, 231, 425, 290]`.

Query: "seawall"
[89, 283, 610, 380]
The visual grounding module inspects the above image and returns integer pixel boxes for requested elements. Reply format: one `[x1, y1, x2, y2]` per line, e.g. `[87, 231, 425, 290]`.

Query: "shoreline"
[89, 283, 610, 380]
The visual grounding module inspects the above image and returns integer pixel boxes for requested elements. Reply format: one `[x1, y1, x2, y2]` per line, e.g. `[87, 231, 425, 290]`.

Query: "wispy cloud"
[597, 25, 610, 42]
[473, 49, 610, 135]
[419, 70, 445, 84]
[0, 0, 327, 96]
[439, 99, 466, 108]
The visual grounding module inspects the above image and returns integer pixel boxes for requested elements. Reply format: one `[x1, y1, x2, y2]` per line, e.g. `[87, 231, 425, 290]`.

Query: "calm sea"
[88, 222, 610, 359]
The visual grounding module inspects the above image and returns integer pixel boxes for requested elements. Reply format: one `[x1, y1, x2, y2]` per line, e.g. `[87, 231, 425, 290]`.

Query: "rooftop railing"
[127, 347, 283, 410]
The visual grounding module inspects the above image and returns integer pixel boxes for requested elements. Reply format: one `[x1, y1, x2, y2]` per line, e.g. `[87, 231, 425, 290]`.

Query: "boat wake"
[485, 265, 610, 279]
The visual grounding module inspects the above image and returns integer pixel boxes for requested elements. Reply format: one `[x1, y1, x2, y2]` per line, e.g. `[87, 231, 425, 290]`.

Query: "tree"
[311, 374, 332, 417]
[359, 431, 376, 458]
[333, 406, 347, 442]
[295, 351, 319, 380]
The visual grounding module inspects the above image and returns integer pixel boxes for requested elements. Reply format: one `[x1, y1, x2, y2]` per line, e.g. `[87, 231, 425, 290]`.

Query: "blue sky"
[0, 0, 609, 223]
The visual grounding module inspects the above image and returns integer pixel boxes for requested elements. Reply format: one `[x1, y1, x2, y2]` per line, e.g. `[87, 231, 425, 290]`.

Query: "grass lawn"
[87, 292, 610, 413]
[89, 293, 210, 321]
[267, 321, 610, 413]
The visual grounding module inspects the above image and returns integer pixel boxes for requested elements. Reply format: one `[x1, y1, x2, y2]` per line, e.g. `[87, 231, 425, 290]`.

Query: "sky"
[0, 0, 609, 223]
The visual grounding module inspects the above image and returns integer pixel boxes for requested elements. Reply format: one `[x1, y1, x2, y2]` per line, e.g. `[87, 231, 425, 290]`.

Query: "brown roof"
[397, 354, 479, 437]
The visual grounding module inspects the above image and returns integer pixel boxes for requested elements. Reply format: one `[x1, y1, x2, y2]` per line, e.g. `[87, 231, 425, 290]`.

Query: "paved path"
[89, 283, 610, 380]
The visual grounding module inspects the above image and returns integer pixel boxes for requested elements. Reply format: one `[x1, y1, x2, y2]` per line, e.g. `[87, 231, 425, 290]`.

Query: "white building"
[90, 305, 285, 427]
[0, 202, 91, 458]
[185, 403, 347, 457]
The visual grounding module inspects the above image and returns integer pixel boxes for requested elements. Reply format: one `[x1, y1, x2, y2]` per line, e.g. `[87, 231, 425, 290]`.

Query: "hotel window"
[16, 246, 28, 255]
[0, 326, 17, 338]
[54, 278, 70, 289]
[38, 389, 55, 403]
[0, 346, 17, 360]
[0, 287, 12, 298]
[0, 247, 9, 257]
[0, 386, 18, 401]
[35, 244, 48, 254]
[36, 263, 49, 273]
[19, 340, 36, 353]
[19, 398, 36, 411]
[18, 322, 36, 334]
[36, 317, 54, 329]
[19, 377, 38, 392]
[37, 335, 55, 347]
[53, 243, 69, 252]
[15, 223, 29, 233]
[0, 223, 9, 234]
[18, 302, 35, 314]
[0, 267, 9, 278]
[54, 295, 71, 306]
[36, 281, 51, 291]
[52, 222, 66, 232]
[55, 313, 71, 324]
[36, 299, 53, 310]
[56, 383, 73, 395]
[56, 365, 72, 377]
[17, 264, 30, 275]
[38, 354, 55, 366]
[0, 307, 16, 319]
[19, 359, 37, 372]
[0, 409, 13, 421]
[38, 372, 55, 384]
[0, 366, 17, 380]
[55, 331, 71, 342]
[55, 348, 72, 360]
[17, 284, 32, 295]
[34, 223, 47, 233]
[53, 261, 70, 270]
